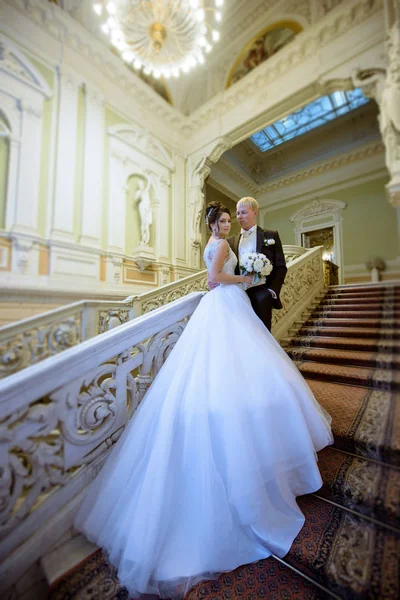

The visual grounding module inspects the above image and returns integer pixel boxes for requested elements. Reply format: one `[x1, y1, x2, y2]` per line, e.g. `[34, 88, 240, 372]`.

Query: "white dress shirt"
[238, 226, 276, 297]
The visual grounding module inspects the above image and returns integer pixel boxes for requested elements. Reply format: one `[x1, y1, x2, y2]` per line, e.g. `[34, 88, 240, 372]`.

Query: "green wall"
[263, 175, 398, 266]
[22, 52, 55, 238]
[101, 107, 130, 250]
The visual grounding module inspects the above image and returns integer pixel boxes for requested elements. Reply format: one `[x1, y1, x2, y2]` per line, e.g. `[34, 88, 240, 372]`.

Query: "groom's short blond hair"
[237, 197, 259, 212]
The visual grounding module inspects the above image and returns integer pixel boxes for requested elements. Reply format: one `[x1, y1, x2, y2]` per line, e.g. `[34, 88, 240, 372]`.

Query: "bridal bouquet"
[240, 252, 273, 285]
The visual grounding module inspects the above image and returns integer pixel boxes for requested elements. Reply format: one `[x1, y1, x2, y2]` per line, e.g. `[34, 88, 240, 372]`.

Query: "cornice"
[216, 158, 260, 194]
[258, 141, 385, 193]
[216, 140, 385, 206]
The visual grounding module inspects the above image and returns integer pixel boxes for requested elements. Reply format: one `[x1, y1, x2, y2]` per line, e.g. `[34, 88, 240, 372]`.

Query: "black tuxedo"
[228, 227, 287, 331]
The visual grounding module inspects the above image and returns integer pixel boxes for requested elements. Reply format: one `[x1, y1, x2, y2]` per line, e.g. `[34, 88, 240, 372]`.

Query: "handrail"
[0, 245, 315, 377]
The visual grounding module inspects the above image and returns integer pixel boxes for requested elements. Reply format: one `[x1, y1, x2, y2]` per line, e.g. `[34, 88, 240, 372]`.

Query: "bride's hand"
[241, 274, 253, 284]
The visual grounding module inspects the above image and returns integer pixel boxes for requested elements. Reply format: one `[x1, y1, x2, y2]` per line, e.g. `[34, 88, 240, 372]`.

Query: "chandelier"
[92, 0, 224, 79]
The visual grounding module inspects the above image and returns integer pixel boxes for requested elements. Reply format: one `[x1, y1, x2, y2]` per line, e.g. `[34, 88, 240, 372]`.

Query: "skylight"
[251, 88, 370, 152]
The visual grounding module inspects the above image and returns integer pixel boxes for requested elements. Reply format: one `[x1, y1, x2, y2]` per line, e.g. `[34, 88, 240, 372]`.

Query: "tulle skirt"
[75, 283, 333, 598]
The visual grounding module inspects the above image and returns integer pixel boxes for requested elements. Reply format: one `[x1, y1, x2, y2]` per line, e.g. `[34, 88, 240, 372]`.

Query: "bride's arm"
[209, 240, 252, 285]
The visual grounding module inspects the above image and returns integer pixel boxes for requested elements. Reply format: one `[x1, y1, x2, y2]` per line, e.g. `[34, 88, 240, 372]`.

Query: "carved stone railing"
[281, 245, 308, 263]
[271, 245, 325, 341]
[0, 246, 321, 378]
[130, 245, 309, 317]
[0, 292, 205, 593]
[323, 259, 339, 286]
[131, 270, 208, 317]
[0, 300, 134, 379]
[0, 270, 209, 378]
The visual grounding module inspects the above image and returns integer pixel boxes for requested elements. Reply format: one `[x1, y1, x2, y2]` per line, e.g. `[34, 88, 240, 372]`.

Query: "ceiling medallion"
[93, 0, 224, 79]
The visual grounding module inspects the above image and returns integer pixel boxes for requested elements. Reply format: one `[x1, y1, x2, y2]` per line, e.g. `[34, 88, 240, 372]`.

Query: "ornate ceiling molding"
[216, 140, 385, 203]
[258, 140, 385, 193]
[216, 157, 259, 194]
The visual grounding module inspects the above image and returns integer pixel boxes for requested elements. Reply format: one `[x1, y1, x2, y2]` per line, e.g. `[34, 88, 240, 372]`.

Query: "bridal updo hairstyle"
[205, 201, 231, 234]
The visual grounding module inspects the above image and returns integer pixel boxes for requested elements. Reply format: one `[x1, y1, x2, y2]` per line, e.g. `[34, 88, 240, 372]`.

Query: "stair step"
[322, 289, 399, 295]
[41, 533, 98, 587]
[317, 447, 400, 530]
[310, 310, 400, 319]
[189, 555, 332, 600]
[48, 548, 129, 600]
[286, 346, 400, 370]
[317, 303, 400, 310]
[294, 326, 400, 339]
[295, 360, 400, 391]
[286, 495, 400, 600]
[308, 379, 400, 467]
[303, 318, 400, 329]
[328, 283, 400, 294]
[322, 296, 400, 304]
[283, 335, 400, 353]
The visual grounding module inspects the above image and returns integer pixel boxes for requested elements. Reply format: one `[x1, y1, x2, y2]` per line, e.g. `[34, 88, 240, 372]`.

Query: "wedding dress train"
[75, 240, 333, 598]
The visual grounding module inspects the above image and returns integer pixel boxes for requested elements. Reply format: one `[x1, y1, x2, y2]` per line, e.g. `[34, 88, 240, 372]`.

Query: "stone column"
[51, 68, 82, 242]
[171, 153, 186, 267]
[80, 84, 105, 247]
[107, 141, 127, 254]
[8, 99, 43, 235]
[153, 173, 171, 262]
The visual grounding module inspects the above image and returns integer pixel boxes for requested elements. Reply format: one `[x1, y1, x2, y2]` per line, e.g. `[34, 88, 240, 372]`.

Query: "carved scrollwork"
[0, 315, 82, 379]
[272, 254, 322, 328]
[98, 309, 130, 334]
[141, 275, 208, 314]
[0, 313, 193, 543]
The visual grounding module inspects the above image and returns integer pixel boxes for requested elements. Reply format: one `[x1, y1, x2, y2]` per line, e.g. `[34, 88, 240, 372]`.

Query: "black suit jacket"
[228, 227, 287, 310]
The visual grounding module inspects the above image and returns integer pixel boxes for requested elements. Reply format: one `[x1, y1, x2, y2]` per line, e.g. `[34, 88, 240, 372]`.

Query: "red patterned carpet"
[49, 284, 400, 600]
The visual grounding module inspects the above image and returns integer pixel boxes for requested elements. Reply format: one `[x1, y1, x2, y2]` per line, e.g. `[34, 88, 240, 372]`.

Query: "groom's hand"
[207, 278, 219, 290]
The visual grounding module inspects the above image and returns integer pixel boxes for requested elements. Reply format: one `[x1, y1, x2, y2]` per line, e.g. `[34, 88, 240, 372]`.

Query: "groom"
[229, 197, 287, 331]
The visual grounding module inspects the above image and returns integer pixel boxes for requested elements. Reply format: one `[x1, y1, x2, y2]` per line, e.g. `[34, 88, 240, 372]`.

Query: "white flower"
[241, 252, 273, 278]
[267, 239, 275, 245]
[254, 258, 264, 272]
[262, 261, 273, 276]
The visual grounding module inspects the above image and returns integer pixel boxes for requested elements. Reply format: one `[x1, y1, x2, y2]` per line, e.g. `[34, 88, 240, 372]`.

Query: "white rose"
[267, 239, 275, 245]
[244, 257, 253, 270]
[253, 258, 264, 272]
[263, 264, 273, 276]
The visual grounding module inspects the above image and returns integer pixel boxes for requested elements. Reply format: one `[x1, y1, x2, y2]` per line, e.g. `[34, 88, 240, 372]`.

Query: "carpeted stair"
[48, 284, 400, 600]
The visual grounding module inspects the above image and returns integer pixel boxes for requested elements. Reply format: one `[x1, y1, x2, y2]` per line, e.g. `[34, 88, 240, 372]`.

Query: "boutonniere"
[263, 238, 275, 246]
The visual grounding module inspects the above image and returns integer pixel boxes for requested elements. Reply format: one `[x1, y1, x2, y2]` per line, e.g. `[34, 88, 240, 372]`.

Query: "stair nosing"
[311, 493, 400, 535]
[272, 555, 342, 600]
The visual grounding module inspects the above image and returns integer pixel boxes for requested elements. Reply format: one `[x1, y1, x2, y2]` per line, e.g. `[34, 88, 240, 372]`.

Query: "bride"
[75, 201, 333, 599]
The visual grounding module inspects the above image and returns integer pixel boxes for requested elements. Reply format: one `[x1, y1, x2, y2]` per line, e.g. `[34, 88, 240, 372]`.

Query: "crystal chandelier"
[92, 0, 224, 79]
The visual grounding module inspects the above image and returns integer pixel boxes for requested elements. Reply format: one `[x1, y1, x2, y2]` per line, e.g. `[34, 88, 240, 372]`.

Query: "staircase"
[44, 283, 400, 600]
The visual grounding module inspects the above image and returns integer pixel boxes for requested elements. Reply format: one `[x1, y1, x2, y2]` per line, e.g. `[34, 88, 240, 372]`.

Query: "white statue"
[136, 178, 152, 247]
[352, 21, 400, 191]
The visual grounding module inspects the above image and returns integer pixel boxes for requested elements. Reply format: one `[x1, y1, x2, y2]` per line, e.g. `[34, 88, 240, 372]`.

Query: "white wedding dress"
[75, 240, 333, 599]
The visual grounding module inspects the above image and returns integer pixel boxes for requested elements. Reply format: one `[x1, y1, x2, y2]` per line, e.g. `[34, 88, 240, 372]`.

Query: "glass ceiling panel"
[251, 89, 369, 152]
